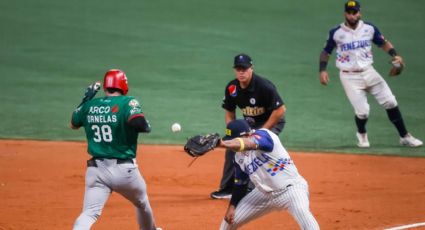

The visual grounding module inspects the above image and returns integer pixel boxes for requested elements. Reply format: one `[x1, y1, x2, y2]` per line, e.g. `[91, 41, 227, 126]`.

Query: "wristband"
[236, 138, 245, 151]
[388, 48, 397, 57]
[319, 61, 328, 72]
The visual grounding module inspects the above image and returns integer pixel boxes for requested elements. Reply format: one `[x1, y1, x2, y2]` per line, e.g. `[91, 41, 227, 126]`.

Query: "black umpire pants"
[218, 119, 285, 191]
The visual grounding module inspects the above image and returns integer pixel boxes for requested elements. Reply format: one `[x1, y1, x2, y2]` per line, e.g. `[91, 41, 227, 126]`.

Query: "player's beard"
[345, 16, 361, 28]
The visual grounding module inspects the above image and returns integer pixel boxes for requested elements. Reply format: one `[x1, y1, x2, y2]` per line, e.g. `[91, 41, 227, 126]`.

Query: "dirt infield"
[0, 140, 424, 230]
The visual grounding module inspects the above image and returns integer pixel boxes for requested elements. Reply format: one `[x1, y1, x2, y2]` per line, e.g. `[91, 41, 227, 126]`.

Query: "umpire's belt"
[87, 157, 134, 167]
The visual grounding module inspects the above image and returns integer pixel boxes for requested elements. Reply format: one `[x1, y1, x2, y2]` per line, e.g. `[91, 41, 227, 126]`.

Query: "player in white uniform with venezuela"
[319, 0, 422, 148]
[218, 119, 319, 230]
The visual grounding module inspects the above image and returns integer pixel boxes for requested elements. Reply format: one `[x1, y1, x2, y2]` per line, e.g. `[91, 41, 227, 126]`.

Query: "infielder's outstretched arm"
[220, 130, 274, 152]
[219, 137, 257, 152]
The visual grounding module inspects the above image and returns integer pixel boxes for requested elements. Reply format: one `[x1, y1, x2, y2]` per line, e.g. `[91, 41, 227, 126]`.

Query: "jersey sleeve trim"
[252, 129, 274, 152]
[323, 26, 340, 54]
[365, 22, 385, 47]
[128, 113, 145, 122]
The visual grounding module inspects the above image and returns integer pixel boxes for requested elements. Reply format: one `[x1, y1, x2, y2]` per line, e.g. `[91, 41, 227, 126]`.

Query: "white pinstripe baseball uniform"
[219, 129, 319, 230]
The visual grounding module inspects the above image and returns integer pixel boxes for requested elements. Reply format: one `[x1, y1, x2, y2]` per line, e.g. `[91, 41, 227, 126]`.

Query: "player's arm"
[128, 114, 151, 133]
[70, 113, 81, 129]
[262, 105, 285, 130]
[70, 123, 80, 130]
[381, 40, 403, 61]
[70, 82, 101, 130]
[219, 130, 274, 152]
[319, 51, 331, 86]
[126, 98, 151, 133]
[222, 83, 237, 124]
[319, 28, 337, 85]
[261, 82, 285, 129]
[219, 136, 257, 152]
[381, 40, 395, 52]
[70, 108, 83, 130]
[371, 24, 403, 61]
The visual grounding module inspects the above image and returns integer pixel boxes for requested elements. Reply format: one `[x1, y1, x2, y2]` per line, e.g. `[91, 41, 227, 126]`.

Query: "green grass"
[1, 0, 424, 156]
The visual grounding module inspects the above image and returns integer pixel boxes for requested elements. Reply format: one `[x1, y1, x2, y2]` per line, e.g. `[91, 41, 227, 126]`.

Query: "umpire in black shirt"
[211, 53, 286, 199]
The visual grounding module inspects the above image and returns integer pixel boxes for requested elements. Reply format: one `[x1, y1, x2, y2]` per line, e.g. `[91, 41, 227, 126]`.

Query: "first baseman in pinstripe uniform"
[217, 119, 319, 230]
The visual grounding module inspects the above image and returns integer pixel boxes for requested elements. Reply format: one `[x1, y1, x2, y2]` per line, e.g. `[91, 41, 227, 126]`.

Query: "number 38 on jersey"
[92, 124, 113, 142]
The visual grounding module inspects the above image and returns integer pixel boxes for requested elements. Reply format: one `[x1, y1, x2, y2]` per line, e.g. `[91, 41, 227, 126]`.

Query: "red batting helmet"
[103, 69, 129, 95]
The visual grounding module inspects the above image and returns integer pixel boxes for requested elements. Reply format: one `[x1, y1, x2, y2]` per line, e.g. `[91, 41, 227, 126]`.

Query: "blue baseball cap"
[233, 54, 253, 68]
[345, 0, 360, 12]
[223, 119, 252, 140]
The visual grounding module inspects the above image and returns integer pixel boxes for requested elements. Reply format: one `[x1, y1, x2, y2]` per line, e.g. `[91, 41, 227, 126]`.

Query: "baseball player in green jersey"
[70, 69, 162, 230]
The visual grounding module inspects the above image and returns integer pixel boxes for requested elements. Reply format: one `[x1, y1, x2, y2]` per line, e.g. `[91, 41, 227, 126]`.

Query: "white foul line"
[384, 222, 425, 230]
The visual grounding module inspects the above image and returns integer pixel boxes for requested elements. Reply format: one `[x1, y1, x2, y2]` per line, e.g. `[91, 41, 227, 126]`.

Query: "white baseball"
[171, 123, 181, 132]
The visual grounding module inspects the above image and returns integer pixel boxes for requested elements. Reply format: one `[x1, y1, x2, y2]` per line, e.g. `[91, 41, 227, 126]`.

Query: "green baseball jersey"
[72, 95, 146, 159]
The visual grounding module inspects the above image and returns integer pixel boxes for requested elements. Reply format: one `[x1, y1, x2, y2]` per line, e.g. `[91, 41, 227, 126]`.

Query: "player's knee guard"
[355, 113, 368, 120]
[381, 98, 398, 110]
[354, 104, 369, 120]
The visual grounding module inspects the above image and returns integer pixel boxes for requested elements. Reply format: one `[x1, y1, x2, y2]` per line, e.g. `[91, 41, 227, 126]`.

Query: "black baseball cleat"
[210, 189, 232, 199]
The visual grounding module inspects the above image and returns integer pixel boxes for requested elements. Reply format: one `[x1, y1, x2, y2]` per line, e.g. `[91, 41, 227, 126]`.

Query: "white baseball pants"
[73, 158, 157, 230]
[339, 67, 397, 118]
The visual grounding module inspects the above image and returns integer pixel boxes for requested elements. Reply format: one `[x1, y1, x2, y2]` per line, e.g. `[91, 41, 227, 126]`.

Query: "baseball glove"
[184, 133, 221, 157]
[389, 56, 404, 76]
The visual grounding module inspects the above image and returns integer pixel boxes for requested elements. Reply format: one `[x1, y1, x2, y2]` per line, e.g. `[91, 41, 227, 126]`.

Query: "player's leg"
[113, 161, 157, 230]
[282, 182, 319, 230]
[339, 73, 370, 147]
[73, 166, 111, 230]
[367, 69, 406, 134]
[368, 72, 422, 146]
[219, 188, 273, 230]
[211, 149, 235, 199]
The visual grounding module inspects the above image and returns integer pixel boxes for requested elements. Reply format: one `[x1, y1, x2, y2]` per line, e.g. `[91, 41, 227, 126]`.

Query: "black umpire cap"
[345, 0, 360, 12]
[233, 54, 253, 68]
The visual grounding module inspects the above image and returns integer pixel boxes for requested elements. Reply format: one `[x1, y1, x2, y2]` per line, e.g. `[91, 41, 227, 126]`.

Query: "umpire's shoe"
[400, 133, 423, 147]
[210, 189, 232, 199]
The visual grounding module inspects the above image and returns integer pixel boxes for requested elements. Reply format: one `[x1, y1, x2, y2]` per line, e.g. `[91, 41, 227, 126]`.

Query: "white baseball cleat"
[356, 132, 370, 148]
[156, 228, 163, 230]
[400, 134, 423, 147]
